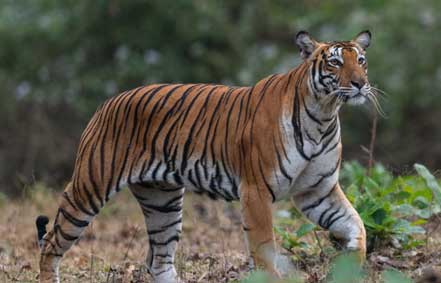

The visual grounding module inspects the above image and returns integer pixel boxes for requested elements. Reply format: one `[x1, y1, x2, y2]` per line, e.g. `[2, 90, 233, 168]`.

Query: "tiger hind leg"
[129, 184, 184, 283]
[37, 181, 101, 283]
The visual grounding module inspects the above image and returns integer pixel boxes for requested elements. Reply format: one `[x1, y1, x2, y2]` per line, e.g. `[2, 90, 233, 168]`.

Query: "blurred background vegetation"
[1, 0, 441, 196]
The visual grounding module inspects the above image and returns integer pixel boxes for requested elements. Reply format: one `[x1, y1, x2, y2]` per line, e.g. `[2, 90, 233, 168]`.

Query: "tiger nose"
[351, 80, 365, 90]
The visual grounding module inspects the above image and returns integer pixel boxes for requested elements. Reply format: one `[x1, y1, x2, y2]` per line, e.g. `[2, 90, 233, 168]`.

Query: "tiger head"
[296, 30, 372, 106]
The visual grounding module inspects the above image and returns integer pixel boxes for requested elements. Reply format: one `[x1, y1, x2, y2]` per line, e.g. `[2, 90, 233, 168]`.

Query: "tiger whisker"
[366, 91, 387, 118]
[324, 89, 348, 106]
[370, 86, 388, 95]
[370, 88, 389, 102]
[369, 86, 388, 99]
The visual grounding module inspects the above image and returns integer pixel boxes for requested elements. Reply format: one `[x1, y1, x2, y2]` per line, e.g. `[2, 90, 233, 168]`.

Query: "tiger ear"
[354, 30, 371, 50]
[296, 31, 319, 59]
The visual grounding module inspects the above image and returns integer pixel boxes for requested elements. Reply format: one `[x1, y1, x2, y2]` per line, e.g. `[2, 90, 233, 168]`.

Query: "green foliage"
[239, 270, 303, 283]
[326, 253, 365, 283]
[240, 271, 270, 283]
[341, 161, 437, 250]
[275, 223, 316, 251]
[414, 163, 441, 214]
[239, 254, 414, 283]
[326, 254, 414, 283]
[382, 269, 413, 283]
[276, 162, 440, 253]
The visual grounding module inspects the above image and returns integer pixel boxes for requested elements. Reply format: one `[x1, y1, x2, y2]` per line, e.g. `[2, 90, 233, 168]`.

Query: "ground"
[1, 186, 441, 283]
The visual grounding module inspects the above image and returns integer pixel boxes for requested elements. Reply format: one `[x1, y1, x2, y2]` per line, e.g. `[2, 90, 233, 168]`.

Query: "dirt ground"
[1, 186, 441, 283]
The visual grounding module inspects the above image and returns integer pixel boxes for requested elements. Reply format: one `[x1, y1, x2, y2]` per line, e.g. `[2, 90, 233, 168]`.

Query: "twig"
[368, 110, 378, 176]
[123, 225, 139, 262]
[105, 266, 116, 283]
[197, 271, 209, 282]
[313, 230, 324, 256]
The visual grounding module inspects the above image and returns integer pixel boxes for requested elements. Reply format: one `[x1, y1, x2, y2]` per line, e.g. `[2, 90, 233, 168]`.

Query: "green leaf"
[415, 163, 441, 206]
[241, 271, 270, 283]
[372, 208, 388, 225]
[412, 196, 430, 209]
[394, 204, 416, 216]
[327, 253, 365, 283]
[382, 269, 413, 283]
[295, 223, 316, 238]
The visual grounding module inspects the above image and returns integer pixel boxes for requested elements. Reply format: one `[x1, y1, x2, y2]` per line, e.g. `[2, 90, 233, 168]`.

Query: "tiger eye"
[329, 59, 341, 66]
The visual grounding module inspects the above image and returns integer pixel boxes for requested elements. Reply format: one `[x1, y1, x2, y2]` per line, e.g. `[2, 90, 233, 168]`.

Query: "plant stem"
[368, 111, 378, 176]
[313, 230, 324, 255]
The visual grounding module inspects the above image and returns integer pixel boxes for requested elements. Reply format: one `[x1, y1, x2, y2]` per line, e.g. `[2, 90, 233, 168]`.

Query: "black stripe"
[304, 129, 319, 145]
[143, 202, 182, 213]
[54, 224, 78, 242]
[311, 121, 339, 158]
[59, 207, 89, 228]
[113, 90, 142, 191]
[200, 89, 228, 166]
[144, 85, 200, 175]
[187, 169, 200, 190]
[154, 267, 173, 277]
[326, 211, 347, 229]
[309, 158, 341, 188]
[148, 218, 182, 236]
[63, 191, 78, 210]
[104, 91, 131, 201]
[301, 185, 337, 212]
[324, 137, 341, 154]
[249, 75, 279, 145]
[137, 84, 185, 178]
[179, 86, 213, 173]
[82, 181, 100, 214]
[291, 67, 311, 161]
[97, 95, 123, 183]
[88, 142, 103, 207]
[131, 189, 148, 202]
[322, 207, 341, 229]
[162, 194, 183, 207]
[258, 160, 276, 202]
[302, 95, 323, 126]
[149, 235, 180, 246]
[318, 203, 334, 228]
[154, 253, 172, 258]
[71, 185, 95, 217]
[274, 143, 292, 183]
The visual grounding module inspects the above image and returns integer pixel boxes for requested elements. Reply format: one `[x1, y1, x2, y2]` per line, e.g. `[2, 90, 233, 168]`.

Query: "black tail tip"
[36, 215, 49, 241]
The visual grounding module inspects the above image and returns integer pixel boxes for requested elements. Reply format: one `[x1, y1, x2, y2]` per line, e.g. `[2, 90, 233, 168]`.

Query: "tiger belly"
[136, 158, 240, 201]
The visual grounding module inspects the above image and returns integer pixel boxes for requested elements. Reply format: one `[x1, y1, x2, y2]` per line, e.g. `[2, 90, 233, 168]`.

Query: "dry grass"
[0, 186, 248, 283]
[1, 185, 441, 282]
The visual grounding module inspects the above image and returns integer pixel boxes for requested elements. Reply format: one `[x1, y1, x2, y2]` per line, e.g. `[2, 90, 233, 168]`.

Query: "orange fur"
[37, 31, 372, 282]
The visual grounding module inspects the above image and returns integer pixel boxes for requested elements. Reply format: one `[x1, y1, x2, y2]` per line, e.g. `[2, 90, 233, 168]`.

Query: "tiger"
[36, 30, 375, 283]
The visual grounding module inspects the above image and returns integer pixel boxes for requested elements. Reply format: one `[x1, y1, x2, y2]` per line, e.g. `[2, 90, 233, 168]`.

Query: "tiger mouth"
[338, 92, 365, 103]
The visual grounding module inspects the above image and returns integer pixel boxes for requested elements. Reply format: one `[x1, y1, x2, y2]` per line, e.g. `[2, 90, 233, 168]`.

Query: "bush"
[341, 162, 441, 250]
[275, 161, 441, 253]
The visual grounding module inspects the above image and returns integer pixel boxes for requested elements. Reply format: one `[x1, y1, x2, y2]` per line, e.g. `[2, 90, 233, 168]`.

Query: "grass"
[0, 186, 248, 282]
[1, 175, 441, 282]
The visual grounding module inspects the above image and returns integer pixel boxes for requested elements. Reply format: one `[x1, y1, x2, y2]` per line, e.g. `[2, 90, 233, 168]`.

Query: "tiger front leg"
[294, 183, 366, 262]
[240, 183, 281, 277]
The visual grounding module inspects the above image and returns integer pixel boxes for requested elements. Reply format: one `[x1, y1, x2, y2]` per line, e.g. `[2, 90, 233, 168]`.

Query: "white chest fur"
[271, 112, 341, 200]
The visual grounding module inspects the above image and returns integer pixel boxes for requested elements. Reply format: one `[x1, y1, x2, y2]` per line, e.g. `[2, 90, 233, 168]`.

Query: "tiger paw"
[151, 267, 179, 283]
